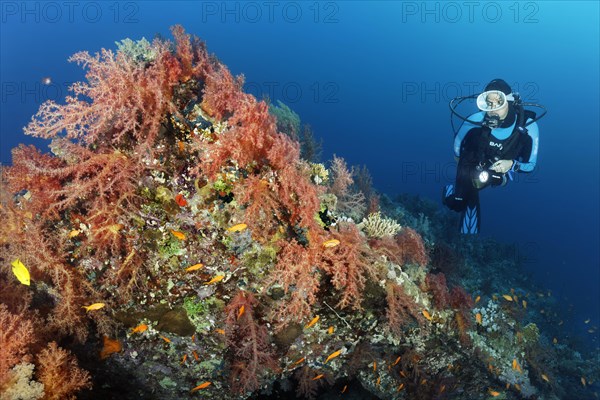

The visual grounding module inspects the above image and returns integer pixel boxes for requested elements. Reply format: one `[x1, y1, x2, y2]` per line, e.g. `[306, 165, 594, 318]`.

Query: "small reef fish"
[215, 329, 225, 335]
[515, 383, 522, 392]
[82, 303, 105, 312]
[322, 239, 340, 248]
[582, 377, 587, 386]
[181, 354, 187, 364]
[376, 377, 381, 386]
[397, 383, 405, 391]
[502, 294, 513, 301]
[204, 275, 225, 285]
[585, 319, 591, 324]
[512, 359, 522, 373]
[174, 194, 187, 207]
[237, 305, 245, 319]
[373, 361, 377, 372]
[325, 349, 342, 363]
[11, 259, 30, 286]
[227, 223, 247, 232]
[312, 374, 324, 381]
[69, 229, 81, 238]
[553, 338, 558, 344]
[522, 300, 527, 309]
[185, 263, 204, 272]
[327, 326, 334, 334]
[341, 385, 347, 393]
[422, 310, 433, 321]
[171, 230, 186, 240]
[475, 295, 481, 303]
[475, 313, 482, 325]
[293, 357, 305, 366]
[100, 336, 123, 359]
[192, 350, 199, 361]
[191, 382, 211, 392]
[160, 335, 171, 343]
[488, 388, 501, 397]
[541, 374, 550, 382]
[305, 315, 320, 329]
[392, 356, 401, 366]
[131, 324, 148, 333]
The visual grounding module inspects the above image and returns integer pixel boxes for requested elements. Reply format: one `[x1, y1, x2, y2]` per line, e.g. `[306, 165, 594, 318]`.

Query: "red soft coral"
[266, 239, 323, 329]
[224, 291, 277, 394]
[424, 272, 451, 309]
[386, 282, 426, 337]
[320, 222, 381, 310]
[0, 305, 34, 388]
[36, 342, 91, 400]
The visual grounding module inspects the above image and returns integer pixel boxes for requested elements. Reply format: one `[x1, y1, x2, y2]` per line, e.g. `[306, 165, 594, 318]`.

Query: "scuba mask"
[477, 90, 513, 129]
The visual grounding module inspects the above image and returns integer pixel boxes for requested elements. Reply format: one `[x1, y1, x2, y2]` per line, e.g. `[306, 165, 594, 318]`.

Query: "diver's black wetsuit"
[443, 104, 539, 233]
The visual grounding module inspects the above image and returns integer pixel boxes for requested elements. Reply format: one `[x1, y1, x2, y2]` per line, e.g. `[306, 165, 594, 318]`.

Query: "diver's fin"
[460, 205, 480, 234]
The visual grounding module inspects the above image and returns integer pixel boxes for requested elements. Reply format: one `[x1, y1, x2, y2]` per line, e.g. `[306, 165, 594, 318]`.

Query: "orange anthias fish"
[171, 230, 186, 240]
[203, 275, 225, 285]
[312, 374, 324, 381]
[227, 223, 247, 232]
[512, 359, 522, 373]
[475, 313, 482, 325]
[190, 382, 211, 392]
[392, 356, 401, 366]
[422, 310, 433, 321]
[324, 349, 342, 363]
[475, 295, 481, 303]
[502, 294, 514, 302]
[185, 263, 204, 272]
[82, 303, 105, 312]
[293, 357, 305, 366]
[541, 374, 550, 382]
[488, 388, 501, 397]
[175, 194, 188, 207]
[322, 239, 340, 248]
[305, 315, 320, 329]
[131, 323, 148, 334]
[237, 305, 245, 319]
[160, 335, 171, 343]
[327, 326, 335, 334]
[100, 336, 123, 359]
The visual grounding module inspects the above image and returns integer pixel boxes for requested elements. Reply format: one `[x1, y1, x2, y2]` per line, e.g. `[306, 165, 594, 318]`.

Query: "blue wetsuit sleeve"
[454, 112, 485, 157]
[515, 120, 539, 172]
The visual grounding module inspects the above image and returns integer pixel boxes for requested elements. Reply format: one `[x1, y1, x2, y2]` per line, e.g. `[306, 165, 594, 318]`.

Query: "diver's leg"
[460, 187, 481, 234]
[443, 159, 473, 212]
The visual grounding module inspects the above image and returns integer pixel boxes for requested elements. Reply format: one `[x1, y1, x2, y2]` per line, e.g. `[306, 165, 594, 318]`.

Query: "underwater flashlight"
[472, 162, 507, 189]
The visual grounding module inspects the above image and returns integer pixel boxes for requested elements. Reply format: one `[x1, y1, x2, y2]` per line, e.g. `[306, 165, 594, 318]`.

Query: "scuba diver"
[443, 78, 546, 234]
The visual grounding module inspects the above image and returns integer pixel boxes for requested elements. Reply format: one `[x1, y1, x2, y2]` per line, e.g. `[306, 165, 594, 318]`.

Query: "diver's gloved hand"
[490, 159, 514, 174]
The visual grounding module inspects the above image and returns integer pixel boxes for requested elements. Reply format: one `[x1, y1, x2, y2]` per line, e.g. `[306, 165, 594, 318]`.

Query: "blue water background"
[1, 1, 598, 345]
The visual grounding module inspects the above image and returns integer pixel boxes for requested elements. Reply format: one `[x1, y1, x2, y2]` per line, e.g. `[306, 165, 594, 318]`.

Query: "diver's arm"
[454, 112, 485, 158]
[513, 120, 539, 173]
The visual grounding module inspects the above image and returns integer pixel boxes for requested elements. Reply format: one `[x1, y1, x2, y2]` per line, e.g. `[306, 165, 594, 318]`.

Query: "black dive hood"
[449, 92, 547, 137]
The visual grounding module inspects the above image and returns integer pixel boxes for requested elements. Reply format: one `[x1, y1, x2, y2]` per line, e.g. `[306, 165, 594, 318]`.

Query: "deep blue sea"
[1, 1, 598, 348]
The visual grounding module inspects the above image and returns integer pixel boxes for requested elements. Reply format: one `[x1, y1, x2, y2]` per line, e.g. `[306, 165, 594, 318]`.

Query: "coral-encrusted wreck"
[1, 26, 598, 400]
